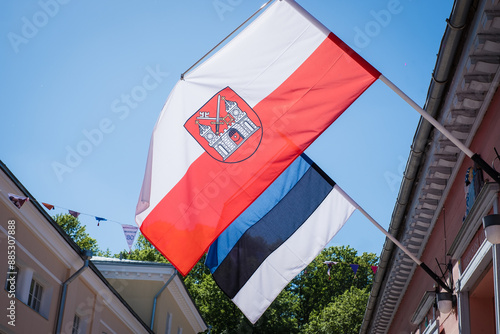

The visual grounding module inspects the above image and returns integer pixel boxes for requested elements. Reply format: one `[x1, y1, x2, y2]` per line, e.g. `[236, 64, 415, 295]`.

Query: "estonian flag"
[205, 154, 356, 323]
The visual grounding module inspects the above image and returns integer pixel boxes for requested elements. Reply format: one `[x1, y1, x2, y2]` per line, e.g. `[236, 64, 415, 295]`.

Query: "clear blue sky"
[1, 0, 453, 257]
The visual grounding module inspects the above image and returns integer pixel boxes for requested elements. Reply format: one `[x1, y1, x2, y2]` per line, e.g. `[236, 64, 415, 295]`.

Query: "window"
[422, 319, 439, 334]
[464, 166, 484, 218]
[72, 314, 81, 334]
[165, 312, 172, 334]
[27, 278, 43, 312]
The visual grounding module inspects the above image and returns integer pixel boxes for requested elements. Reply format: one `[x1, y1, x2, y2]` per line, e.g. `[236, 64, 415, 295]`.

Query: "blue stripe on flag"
[205, 154, 312, 272]
[208, 154, 334, 299]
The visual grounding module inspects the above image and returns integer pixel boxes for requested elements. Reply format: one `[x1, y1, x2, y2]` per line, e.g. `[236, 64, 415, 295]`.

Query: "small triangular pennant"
[69, 210, 80, 218]
[122, 224, 139, 252]
[350, 264, 359, 275]
[42, 202, 54, 210]
[95, 217, 107, 226]
[8, 193, 29, 209]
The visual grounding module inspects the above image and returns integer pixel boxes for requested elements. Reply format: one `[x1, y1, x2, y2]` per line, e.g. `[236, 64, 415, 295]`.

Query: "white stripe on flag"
[232, 185, 356, 323]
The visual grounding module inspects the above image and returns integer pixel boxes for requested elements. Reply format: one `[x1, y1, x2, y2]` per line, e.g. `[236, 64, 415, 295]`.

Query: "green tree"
[184, 256, 301, 334]
[98, 248, 113, 257]
[183, 245, 377, 333]
[300, 286, 370, 334]
[116, 233, 169, 263]
[184, 257, 244, 333]
[289, 245, 377, 327]
[53, 213, 99, 254]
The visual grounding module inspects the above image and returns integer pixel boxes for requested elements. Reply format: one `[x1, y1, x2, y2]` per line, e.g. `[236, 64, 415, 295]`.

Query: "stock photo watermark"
[384, 155, 407, 193]
[353, 0, 404, 49]
[213, 0, 243, 21]
[51, 65, 169, 183]
[6, 220, 17, 327]
[7, 0, 72, 54]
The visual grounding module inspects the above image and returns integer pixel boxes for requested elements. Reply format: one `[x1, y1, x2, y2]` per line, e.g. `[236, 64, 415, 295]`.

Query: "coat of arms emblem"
[185, 87, 262, 163]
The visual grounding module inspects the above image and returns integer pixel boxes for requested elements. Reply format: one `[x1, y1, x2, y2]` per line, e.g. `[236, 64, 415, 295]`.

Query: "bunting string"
[3, 190, 138, 252]
[4, 191, 379, 264]
[323, 260, 378, 279]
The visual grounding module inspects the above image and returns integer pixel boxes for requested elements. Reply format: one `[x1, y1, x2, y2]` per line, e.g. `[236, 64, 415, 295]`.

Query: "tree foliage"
[54, 213, 99, 254]
[184, 257, 245, 333]
[301, 286, 370, 334]
[184, 255, 301, 334]
[290, 245, 377, 327]
[182, 245, 377, 333]
[78, 225, 377, 334]
[115, 234, 169, 263]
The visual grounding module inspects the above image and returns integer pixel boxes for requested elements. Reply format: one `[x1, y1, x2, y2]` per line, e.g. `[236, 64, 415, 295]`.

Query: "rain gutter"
[150, 269, 177, 330]
[359, 0, 473, 332]
[55, 249, 92, 334]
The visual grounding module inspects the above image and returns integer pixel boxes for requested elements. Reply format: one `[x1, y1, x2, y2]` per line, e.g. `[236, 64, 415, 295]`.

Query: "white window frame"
[72, 314, 81, 334]
[165, 312, 172, 334]
[422, 319, 439, 334]
[27, 278, 43, 313]
[449, 183, 499, 333]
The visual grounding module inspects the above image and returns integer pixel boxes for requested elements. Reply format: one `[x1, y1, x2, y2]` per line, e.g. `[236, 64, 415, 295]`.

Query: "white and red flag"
[136, 0, 380, 275]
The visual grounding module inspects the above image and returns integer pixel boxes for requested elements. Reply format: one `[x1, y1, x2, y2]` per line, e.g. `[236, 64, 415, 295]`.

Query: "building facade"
[92, 257, 206, 334]
[361, 0, 500, 333]
[0, 161, 206, 334]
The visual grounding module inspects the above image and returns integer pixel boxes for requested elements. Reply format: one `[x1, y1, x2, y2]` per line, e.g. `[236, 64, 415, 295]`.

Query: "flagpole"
[335, 186, 453, 293]
[379, 74, 500, 185]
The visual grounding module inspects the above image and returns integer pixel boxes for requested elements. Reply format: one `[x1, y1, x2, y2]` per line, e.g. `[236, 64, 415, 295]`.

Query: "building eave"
[92, 257, 208, 332]
[0, 161, 154, 333]
[360, 0, 500, 332]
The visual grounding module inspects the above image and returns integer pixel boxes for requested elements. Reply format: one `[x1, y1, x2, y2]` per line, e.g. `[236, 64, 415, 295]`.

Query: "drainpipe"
[55, 250, 92, 334]
[150, 269, 177, 330]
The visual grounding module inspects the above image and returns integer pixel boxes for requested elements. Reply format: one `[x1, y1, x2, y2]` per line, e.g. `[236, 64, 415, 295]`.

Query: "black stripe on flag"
[212, 164, 334, 298]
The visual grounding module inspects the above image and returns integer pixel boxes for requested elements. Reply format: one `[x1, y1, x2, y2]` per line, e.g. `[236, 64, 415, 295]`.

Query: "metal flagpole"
[336, 186, 453, 293]
[380, 74, 500, 185]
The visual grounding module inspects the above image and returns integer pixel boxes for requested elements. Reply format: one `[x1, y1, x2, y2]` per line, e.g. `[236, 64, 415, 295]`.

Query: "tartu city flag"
[205, 154, 356, 323]
[136, 0, 379, 275]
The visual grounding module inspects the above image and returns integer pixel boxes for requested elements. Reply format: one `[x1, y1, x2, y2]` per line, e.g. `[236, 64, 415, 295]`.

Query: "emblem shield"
[185, 87, 262, 163]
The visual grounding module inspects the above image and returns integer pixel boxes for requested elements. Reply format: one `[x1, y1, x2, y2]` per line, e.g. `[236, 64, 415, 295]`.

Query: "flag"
[350, 264, 359, 276]
[136, 0, 379, 275]
[323, 261, 338, 278]
[205, 154, 356, 323]
[8, 193, 29, 209]
[42, 202, 54, 210]
[122, 224, 139, 252]
[95, 217, 107, 226]
[68, 210, 80, 218]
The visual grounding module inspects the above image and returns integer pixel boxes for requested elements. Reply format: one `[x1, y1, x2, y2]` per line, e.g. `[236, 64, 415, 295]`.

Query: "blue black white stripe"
[206, 154, 356, 323]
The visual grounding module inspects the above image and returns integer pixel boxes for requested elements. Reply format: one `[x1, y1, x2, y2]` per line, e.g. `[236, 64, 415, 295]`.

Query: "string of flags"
[323, 260, 378, 279]
[6, 192, 381, 273]
[6, 191, 138, 252]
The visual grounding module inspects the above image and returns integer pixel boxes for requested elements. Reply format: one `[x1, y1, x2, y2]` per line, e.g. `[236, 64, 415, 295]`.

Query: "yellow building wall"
[0, 195, 151, 334]
[106, 278, 201, 334]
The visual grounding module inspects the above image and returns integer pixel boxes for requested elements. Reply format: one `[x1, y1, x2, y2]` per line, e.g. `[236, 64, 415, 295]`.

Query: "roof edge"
[359, 0, 475, 332]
